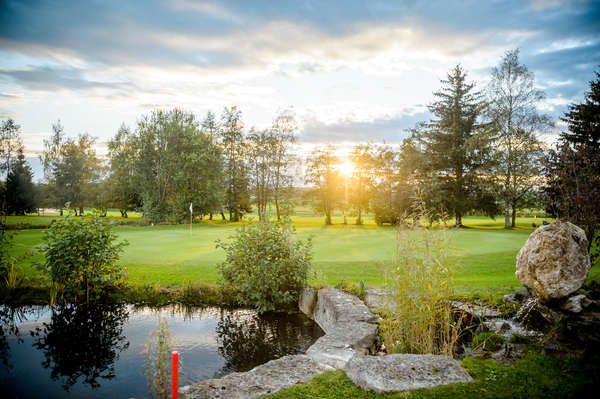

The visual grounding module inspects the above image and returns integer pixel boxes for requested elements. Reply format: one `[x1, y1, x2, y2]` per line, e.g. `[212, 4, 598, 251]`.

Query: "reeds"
[144, 318, 175, 399]
[381, 200, 461, 356]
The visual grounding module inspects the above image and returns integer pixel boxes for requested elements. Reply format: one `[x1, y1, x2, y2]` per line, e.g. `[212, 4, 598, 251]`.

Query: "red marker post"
[172, 351, 179, 399]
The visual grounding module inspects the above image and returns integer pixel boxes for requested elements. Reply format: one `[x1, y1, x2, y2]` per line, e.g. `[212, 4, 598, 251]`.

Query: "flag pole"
[189, 202, 193, 237]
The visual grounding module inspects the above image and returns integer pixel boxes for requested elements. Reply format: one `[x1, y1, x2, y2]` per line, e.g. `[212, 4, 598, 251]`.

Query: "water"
[0, 303, 324, 398]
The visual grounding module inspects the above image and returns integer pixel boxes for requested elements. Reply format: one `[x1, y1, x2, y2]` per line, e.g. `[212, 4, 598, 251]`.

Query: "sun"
[337, 159, 355, 177]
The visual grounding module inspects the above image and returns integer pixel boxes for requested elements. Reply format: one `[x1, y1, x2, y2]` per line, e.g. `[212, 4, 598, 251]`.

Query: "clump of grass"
[472, 332, 505, 352]
[334, 279, 368, 300]
[144, 318, 178, 399]
[381, 200, 461, 356]
[509, 333, 533, 345]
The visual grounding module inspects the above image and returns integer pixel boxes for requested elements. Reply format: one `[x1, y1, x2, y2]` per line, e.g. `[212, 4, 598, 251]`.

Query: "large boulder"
[516, 221, 591, 303]
[344, 354, 473, 393]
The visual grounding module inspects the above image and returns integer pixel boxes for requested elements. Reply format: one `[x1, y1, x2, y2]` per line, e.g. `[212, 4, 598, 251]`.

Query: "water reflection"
[216, 310, 323, 376]
[0, 305, 36, 370]
[31, 303, 130, 391]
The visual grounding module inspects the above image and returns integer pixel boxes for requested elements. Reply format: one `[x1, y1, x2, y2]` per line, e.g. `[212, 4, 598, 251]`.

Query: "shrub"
[217, 219, 312, 313]
[41, 214, 128, 303]
[380, 201, 460, 355]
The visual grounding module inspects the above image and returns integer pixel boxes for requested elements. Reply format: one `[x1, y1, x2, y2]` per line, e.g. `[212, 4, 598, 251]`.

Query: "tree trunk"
[79, 206, 84, 216]
[325, 210, 332, 225]
[220, 211, 226, 221]
[455, 213, 463, 227]
[275, 198, 281, 221]
[209, 213, 213, 220]
[504, 197, 511, 229]
[59, 208, 63, 216]
[356, 208, 362, 225]
[511, 203, 517, 228]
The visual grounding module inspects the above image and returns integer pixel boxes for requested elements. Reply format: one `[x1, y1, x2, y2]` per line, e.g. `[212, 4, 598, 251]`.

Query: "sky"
[1, 0, 599, 178]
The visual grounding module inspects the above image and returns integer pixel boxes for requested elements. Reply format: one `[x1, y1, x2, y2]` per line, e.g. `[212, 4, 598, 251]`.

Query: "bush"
[217, 219, 312, 313]
[41, 214, 128, 303]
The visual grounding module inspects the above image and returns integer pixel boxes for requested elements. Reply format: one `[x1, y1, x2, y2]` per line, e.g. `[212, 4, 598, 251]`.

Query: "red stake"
[172, 351, 178, 399]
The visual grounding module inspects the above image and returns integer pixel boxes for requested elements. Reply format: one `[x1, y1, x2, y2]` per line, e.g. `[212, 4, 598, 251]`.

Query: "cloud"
[0, 66, 136, 93]
[299, 110, 431, 143]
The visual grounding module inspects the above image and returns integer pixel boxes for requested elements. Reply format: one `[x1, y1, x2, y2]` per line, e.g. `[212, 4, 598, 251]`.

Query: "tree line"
[1, 49, 598, 241]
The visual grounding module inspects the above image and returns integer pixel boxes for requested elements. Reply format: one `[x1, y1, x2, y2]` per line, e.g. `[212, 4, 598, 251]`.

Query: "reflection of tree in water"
[216, 310, 323, 376]
[0, 305, 35, 370]
[32, 303, 130, 391]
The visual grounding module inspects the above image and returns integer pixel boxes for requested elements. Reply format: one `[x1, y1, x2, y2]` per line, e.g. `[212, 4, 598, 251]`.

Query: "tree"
[41, 121, 66, 214]
[220, 106, 250, 222]
[348, 143, 374, 225]
[487, 49, 551, 228]
[561, 70, 600, 147]
[416, 65, 496, 227]
[305, 145, 342, 225]
[0, 119, 22, 179]
[248, 128, 274, 221]
[5, 148, 37, 215]
[545, 71, 600, 255]
[107, 124, 139, 218]
[270, 110, 297, 221]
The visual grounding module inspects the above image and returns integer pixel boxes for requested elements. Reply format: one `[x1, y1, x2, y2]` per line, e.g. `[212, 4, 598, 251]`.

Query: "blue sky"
[1, 0, 599, 174]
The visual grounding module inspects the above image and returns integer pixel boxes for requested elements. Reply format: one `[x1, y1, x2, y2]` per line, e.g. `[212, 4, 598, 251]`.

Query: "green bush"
[217, 219, 312, 313]
[41, 214, 128, 303]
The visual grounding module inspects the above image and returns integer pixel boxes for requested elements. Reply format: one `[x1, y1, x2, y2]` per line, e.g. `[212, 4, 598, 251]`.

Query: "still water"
[0, 304, 324, 398]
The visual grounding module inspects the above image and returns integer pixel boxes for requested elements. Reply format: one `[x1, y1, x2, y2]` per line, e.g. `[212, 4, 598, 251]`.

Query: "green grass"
[8, 213, 594, 300]
[266, 352, 598, 398]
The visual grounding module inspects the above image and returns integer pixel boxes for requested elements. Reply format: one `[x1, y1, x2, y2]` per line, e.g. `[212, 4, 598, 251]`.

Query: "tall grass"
[380, 202, 461, 355]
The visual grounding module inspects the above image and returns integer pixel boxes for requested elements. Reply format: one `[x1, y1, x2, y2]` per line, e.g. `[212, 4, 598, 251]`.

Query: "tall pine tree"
[418, 65, 496, 226]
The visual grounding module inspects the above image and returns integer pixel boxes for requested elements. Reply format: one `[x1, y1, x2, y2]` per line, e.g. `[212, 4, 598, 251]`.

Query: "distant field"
[9, 211, 595, 300]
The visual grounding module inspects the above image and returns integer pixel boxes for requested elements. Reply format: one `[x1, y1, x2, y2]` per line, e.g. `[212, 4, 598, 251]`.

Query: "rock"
[312, 287, 378, 333]
[306, 287, 379, 368]
[299, 288, 317, 315]
[515, 297, 564, 331]
[450, 301, 500, 320]
[504, 289, 531, 304]
[344, 354, 472, 393]
[516, 221, 591, 303]
[181, 355, 333, 399]
[559, 294, 589, 313]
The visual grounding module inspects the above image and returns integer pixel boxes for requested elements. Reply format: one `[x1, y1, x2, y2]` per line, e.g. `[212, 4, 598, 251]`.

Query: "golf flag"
[189, 202, 193, 236]
[189, 202, 193, 214]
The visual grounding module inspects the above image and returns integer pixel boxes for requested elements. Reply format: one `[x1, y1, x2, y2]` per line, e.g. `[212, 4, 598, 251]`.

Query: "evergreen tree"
[417, 65, 496, 226]
[6, 148, 37, 215]
[561, 70, 600, 147]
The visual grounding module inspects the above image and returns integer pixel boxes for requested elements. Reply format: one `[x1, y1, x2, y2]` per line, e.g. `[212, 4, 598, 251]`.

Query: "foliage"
[220, 106, 250, 222]
[40, 213, 128, 302]
[487, 49, 551, 228]
[107, 124, 140, 218]
[5, 148, 37, 215]
[0, 118, 23, 178]
[305, 145, 342, 225]
[381, 201, 460, 355]
[413, 65, 497, 226]
[144, 318, 175, 399]
[41, 121, 103, 216]
[471, 332, 505, 352]
[348, 143, 375, 225]
[544, 71, 600, 253]
[217, 219, 312, 313]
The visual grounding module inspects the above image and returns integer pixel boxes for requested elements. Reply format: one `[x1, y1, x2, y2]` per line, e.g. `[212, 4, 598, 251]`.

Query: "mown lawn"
[9, 213, 596, 300]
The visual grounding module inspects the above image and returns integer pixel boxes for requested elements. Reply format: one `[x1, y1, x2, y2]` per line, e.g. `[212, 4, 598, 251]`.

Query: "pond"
[0, 303, 324, 398]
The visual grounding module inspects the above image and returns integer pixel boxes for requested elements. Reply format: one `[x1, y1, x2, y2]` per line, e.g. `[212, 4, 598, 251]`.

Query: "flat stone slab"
[181, 355, 333, 399]
[344, 354, 473, 393]
[313, 287, 378, 333]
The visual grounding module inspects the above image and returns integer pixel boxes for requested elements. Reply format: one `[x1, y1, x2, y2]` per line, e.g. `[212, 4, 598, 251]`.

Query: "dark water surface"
[0, 304, 324, 398]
